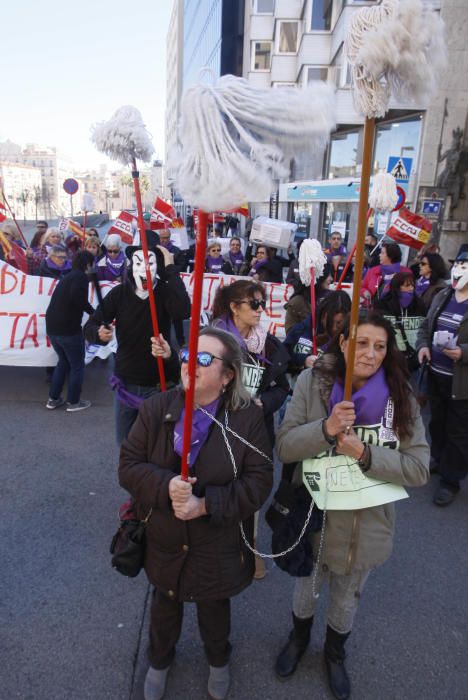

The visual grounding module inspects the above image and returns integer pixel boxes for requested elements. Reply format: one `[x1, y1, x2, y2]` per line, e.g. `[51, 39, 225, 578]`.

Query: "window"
[373, 115, 422, 174]
[328, 130, 360, 178]
[330, 45, 351, 88]
[307, 66, 329, 83]
[253, 0, 274, 12]
[277, 21, 299, 53]
[251, 41, 272, 70]
[311, 0, 332, 31]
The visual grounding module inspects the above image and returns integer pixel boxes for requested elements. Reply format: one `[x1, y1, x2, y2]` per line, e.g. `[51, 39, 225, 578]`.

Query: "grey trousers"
[293, 567, 370, 634]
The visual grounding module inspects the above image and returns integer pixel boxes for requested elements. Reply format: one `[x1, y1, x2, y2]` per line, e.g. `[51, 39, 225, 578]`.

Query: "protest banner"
[179, 272, 292, 338]
[0, 264, 292, 367]
[0, 262, 117, 366]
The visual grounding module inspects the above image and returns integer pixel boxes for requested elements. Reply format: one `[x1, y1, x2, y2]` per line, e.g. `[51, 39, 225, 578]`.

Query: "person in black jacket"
[39, 245, 72, 279]
[84, 243, 191, 444]
[45, 251, 95, 412]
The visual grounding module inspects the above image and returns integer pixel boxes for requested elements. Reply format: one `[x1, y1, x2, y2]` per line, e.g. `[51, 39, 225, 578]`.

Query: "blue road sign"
[387, 156, 413, 184]
[422, 200, 442, 216]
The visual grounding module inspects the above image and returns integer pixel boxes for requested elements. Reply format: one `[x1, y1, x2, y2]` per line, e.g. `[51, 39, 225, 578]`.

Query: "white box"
[250, 216, 296, 249]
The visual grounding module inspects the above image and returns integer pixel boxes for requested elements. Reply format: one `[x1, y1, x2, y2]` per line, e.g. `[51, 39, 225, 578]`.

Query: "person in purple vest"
[417, 247, 468, 506]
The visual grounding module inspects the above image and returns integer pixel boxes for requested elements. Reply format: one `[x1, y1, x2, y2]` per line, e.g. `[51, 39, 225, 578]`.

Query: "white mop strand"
[369, 173, 398, 213]
[169, 76, 336, 211]
[345, 0, 446, 119]
[298, 239, 327, 286]
[91, 106, 155, 165]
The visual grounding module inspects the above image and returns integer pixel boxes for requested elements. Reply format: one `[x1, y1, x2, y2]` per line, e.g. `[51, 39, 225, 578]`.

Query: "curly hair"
[325, 310, 413, 440]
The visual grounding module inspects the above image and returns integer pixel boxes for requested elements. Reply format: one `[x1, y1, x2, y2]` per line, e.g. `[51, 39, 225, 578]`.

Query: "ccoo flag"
[108, 211, 138, 244]
[386, 208, 432, 251]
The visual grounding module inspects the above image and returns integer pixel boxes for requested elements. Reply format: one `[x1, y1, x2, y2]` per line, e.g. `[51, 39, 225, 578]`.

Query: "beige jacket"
[276, 362, 430, 575]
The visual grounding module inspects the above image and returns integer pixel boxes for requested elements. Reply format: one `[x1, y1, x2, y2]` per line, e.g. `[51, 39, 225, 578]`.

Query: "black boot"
[324, 625, 351, 700]
[275, 613, 313, 679]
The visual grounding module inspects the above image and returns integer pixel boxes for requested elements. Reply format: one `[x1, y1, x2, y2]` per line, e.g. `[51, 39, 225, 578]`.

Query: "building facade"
[0, 162, 42, 222]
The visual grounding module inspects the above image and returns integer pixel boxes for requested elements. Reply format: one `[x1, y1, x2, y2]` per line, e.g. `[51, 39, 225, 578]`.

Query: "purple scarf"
[206, 256, 224, 273]
[161, 240, 176, 253]
[229, 251, 244, 267]
[399, 291, 414, 309]
[174, 398, 220, 466]
[328, 366, 390, 426]
[380, 263, 401, 296]
[109, 375, 145, 409]
[415, 276, 430, 297]
[46, 257, 72, 272]
[105, 251, 126, 278]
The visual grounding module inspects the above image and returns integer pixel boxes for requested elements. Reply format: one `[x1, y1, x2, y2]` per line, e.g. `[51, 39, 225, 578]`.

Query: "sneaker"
[66, 399, 91, 412]
[46, 397, 65, 410]
[144, 666, 170, 700]
[208, 664, 230, 700]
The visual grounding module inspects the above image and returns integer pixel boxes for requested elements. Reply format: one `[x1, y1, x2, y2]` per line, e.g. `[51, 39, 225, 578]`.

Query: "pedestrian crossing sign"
[387, 156, 413, 184]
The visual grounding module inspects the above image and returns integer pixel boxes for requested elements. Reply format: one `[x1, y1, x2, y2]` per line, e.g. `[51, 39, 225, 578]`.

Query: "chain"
[198, 407, 318, 560]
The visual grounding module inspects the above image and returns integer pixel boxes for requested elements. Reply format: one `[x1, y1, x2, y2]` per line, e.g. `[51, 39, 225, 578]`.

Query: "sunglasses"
[107, 249, 120, 254]
[210, 248, 221, 252]
[179, 348, 228, 367]
[240, 298, 266, 311]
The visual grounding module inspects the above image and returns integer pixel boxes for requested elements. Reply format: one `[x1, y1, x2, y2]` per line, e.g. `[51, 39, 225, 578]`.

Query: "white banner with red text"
[0, 263, 292, 367]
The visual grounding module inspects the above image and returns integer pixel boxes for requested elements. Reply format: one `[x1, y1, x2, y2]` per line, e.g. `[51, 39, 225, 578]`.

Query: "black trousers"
[148, 588, 232, 669]
[428, 371, 468, 488]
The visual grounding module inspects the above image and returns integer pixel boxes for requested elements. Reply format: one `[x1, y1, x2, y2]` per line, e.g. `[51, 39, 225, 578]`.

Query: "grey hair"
[50, 244, 67, 255]
[199, 326, 251, 411]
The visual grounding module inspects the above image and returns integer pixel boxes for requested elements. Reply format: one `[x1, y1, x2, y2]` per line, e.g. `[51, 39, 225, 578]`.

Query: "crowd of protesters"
[1, 213, 467, 700]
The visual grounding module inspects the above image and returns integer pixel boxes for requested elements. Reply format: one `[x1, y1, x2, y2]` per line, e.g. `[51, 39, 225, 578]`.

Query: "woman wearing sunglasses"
[205, 239, 232, 274]
[96, 233, 127, 283]
[120, 327, 273, 700]
[212, 280, 290, 446]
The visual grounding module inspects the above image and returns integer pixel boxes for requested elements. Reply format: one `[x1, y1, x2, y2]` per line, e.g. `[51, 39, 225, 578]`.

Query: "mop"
[298, 239, 328, 355]
[91, 106, 167, 389]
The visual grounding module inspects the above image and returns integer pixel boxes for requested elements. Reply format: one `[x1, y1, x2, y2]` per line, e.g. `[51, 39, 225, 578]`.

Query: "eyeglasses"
[210, 248, 221, 252]
[240, 298, 266, 311]
[179, 348, 228, 367]
[107, 249, 120, 254]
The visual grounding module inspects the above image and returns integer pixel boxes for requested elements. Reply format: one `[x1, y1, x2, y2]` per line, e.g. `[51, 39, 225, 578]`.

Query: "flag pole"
[343, 118, 375, 400]
[131, 156, 166, 391]
[180, 210, 208, 481]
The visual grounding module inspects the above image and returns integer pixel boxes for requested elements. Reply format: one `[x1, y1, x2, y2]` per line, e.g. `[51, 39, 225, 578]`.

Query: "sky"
[1, 0, 173, 170]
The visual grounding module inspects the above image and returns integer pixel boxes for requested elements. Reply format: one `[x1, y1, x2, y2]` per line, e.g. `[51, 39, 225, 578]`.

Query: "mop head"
[369, 173, 398, 213]
[169, 74, 336, 211]
[345, 0, 446, 118]
[91, 106, 155, 165]
[298, 239, 327, 286]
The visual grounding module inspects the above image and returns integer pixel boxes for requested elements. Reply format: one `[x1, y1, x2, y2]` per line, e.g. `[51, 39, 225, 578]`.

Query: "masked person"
[417, 247, 468, 506]
[84, 242, 191, 444]
[375, 272, 426, 374]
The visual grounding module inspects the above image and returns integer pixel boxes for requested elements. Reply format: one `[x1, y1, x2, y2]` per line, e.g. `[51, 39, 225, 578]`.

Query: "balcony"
[271, 53, 298, 83]
[250, 14, 275, 40]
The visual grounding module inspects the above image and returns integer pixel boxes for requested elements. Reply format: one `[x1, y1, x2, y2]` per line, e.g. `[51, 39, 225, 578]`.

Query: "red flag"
[108, 211, 138, 244]
[150, 197, 176, 230]
[0, 202, 7, 223]
[386, 208, 432, 251]
[6, 240, 28, 274]
[67, 219, 86, 240]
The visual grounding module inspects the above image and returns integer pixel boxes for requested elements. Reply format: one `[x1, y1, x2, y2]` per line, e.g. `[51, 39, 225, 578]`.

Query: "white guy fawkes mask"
[451, 259, 468, 291]
[132, 250, 158, 299]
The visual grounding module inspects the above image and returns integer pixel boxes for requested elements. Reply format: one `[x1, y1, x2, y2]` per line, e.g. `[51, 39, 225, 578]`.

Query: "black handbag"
[110, 500, 152, 578]
[265, 479, 323, 578]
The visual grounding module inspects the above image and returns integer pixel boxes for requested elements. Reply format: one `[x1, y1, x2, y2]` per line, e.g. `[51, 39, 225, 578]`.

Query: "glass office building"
[183, 0, 244, 90]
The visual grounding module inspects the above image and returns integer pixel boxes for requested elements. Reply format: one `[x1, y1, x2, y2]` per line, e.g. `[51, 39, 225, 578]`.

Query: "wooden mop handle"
[336, 209, 372, 290]
[131, 158, 166, 391]
[343, 118, 375, 401]
[180, 211, 208, 481]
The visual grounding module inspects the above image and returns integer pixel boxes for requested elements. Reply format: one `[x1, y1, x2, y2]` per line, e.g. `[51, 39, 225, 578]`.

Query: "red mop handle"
[336, 208, 372, 289]
[131, 158, 166, 391]
[180, 210, 208, 481]
[310, 267, 317, 355]
[1, 191, 28, 247]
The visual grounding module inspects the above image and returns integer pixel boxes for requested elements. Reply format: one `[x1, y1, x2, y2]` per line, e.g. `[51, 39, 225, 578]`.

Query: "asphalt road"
[1, 361, 467, 700]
